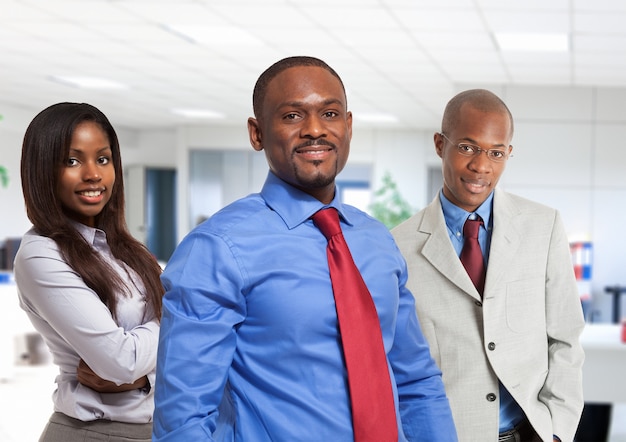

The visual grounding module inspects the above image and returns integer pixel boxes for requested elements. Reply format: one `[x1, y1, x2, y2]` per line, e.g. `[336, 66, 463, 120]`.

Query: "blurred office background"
[1, 0, 626, 440]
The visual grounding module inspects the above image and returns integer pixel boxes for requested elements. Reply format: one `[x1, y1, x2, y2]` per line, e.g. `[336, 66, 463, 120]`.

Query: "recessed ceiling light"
[163, 24, 264, 47]
[494, 32, 569, 52]
[49, 76, 129, 89]
[171, 108, 225, 119]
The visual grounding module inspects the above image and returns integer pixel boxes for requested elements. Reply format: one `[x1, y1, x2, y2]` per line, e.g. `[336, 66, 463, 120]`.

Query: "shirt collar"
[69, 219, 107, 248]
[260, 171, 352, 229]
[439, 190, 494, 233]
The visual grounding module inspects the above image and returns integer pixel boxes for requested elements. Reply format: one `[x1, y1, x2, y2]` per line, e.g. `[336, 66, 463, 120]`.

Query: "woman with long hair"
[14, 102, 164, 442]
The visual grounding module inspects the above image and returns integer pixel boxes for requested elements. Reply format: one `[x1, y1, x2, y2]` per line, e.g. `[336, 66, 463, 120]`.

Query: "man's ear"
[346, 111, 353, 141]
[434, 132, 444, 158]
[248, 117, 263, 151]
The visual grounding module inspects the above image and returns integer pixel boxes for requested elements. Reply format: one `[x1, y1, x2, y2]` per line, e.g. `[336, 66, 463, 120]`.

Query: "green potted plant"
[369, 171, 415, 229]
[0, 165, 8, 188]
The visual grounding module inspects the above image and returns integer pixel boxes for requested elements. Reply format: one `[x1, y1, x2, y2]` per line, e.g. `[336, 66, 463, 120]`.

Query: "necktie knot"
[312, 208, 342, 240]
[463, 216, 483, 240]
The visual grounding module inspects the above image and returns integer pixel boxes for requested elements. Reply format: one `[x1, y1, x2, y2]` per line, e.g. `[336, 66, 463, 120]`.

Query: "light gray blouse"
[14, 222, 158, 423]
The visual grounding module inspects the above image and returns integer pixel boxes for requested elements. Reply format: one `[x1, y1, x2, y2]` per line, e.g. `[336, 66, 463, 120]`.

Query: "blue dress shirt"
[439, 191, 525, 433]
[153, 172, 457, 441]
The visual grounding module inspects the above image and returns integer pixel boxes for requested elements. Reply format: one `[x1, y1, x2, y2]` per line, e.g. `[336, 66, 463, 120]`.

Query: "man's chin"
[299, 176, 334, 191]
[295, 166, 337, 189]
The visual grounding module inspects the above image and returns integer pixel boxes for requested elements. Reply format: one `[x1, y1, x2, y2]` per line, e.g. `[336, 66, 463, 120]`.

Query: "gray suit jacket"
[392, 189, 585, 442]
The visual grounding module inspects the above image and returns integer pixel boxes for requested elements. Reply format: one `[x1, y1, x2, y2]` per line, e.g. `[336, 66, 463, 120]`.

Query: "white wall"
[2, 84, 625, 322]
[0, 130, 30, 238]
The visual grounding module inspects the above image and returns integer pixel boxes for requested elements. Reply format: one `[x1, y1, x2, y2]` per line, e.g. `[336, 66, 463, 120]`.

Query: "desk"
[580, 323, 626, 403]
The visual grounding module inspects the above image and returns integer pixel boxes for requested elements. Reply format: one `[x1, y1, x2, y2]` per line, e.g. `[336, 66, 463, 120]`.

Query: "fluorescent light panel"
[494, 33, 569, 52]
[171, 108, 224, 119]
[164, 24, 264, 47]
[50, 76, 128, 89]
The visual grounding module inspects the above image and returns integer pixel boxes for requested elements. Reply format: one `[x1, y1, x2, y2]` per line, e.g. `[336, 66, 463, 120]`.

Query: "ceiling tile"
[574, 12, 626, 34]
[484, 11, 570, 33]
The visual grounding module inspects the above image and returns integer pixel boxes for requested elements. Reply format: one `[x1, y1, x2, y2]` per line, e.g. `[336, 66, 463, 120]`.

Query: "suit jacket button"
[486, 393, 497, 402]
[475, 300, 482, 307]
[488, 342, 496, 350]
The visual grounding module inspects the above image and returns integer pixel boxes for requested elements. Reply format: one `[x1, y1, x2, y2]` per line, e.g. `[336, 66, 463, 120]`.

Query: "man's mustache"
[294, 139, 337, 150]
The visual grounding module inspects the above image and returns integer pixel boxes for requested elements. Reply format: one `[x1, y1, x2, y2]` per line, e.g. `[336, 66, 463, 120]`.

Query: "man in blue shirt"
[152, 56, 457, 441]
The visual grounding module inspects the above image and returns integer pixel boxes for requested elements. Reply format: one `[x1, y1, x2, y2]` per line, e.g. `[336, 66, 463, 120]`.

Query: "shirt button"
[488, 342, 496, 351]
[486, 393, 497, 402]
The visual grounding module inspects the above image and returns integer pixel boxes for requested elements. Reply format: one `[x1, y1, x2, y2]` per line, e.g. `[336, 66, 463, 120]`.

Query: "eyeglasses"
[440, 133, 511, 163]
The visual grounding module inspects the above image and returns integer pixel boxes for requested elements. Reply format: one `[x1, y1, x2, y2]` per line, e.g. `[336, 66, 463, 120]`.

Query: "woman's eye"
[67, 158, 79, 166]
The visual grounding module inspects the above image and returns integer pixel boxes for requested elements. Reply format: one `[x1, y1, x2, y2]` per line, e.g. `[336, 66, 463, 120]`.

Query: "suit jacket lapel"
[483, 189, 522, 298]
[419, 197, 480, 299]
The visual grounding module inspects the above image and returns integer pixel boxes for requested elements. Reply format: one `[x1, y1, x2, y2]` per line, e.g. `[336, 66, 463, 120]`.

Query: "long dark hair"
[21, 102, 163, 320]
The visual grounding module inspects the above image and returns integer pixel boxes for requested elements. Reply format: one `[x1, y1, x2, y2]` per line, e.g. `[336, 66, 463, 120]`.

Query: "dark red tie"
[460, 216, 485, 294]
[312, 208, 398, 442]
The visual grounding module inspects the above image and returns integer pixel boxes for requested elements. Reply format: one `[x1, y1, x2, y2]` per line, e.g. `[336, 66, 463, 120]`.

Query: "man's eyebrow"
[462, 137, 508, 148]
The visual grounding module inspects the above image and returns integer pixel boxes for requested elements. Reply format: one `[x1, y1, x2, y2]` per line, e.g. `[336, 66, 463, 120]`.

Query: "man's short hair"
[252, 56, 346, 119]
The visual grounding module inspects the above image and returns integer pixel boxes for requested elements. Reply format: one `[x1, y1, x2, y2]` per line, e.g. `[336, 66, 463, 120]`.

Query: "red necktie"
[460, 216, 485, 294]
[312, 208, 398, 442]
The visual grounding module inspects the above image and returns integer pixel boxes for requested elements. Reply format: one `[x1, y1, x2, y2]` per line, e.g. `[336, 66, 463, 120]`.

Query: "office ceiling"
[2, 0, 626, 132]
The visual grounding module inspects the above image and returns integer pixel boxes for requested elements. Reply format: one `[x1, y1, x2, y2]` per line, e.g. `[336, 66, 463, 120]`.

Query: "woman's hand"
[77, 359, 148, 393]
